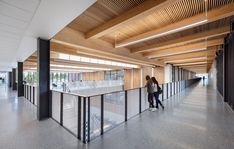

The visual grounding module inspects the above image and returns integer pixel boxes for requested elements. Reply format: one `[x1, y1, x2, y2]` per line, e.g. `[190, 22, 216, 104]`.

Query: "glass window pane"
[52, 91, 61, 123]
[90, 96, 101, 140]
[141, 88, 149, 112]
[127, 89, 139, 119]
[104, 92, 125, 132]
[63, 94, 78, 136]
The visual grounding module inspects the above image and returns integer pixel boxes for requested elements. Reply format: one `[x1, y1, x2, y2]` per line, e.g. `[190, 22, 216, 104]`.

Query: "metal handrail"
[50, 78, 200, 98]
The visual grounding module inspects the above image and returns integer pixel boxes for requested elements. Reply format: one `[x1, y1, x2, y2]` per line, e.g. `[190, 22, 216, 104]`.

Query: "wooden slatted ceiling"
[68, 0, 233, 43]
[68, 0, 146, 33]
[129, 16, 233, 50]
[52, 0, 234, 73]
[113, 0, 234, 43]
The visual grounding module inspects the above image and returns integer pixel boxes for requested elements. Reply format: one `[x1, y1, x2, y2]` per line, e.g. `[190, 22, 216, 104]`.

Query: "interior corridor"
[0, 80, 234, 149]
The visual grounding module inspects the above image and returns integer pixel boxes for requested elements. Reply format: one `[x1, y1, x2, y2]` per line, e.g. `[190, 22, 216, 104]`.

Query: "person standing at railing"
[152, 77, 164, 110]
[145, 75, 156, 111]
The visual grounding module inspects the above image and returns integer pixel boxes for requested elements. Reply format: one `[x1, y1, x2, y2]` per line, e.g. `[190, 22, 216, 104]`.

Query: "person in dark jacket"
[152, 77, 164, 110]
[145, 75, 155, 111]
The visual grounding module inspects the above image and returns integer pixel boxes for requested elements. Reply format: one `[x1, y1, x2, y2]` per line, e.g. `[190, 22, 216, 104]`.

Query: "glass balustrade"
[25, 78, 201, 143]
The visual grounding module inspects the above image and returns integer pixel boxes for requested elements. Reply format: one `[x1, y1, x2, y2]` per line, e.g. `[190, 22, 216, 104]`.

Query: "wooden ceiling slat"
[116, 3, 234, 48]
[131, 26, 229, 53]
[85, 0, 178, 39]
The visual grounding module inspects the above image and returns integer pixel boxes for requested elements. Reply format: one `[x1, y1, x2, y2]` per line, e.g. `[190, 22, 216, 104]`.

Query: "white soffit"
[0, 0, 40, 70]
[18, 0, 96, 62]
[0, 0, 96, 71]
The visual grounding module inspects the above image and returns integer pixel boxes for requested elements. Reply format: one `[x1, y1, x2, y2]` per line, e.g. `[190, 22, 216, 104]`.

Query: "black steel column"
[8, 72, 12, 88]
[37, 38, 50, 120]
[12, 68, 17, 90]
[17, 62, 24, 97]
[224, 36, 228, 102]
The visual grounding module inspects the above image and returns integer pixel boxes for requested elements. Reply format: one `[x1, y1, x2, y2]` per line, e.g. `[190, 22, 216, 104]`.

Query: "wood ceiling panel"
[68, 0, 147, 33]
[52, 0, 233, 71]
[70, 0, 233, 43]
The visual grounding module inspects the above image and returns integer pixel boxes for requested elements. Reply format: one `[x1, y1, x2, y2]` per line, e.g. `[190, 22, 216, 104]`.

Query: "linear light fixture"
[174, 62, 207, 66]
[25, 67, 100, 72]
[164, 56, 207, 63]
[116, 16, 208, 48]
[50, 69, 94, 73]
[148, 47, 207, 59]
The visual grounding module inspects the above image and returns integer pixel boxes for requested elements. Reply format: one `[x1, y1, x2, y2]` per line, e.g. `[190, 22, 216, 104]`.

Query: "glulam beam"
[117, 3, 234, 48]
[85, 0, 177, 39]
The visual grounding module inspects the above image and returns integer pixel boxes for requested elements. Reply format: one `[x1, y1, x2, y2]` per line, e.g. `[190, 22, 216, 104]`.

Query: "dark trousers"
[148, 93, 154, 108]
[153, 92, 164, 108]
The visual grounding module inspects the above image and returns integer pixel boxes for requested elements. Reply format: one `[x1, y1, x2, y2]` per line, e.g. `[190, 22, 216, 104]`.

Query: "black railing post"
[88, 97, 90, 142]
[101, 95, 104, 135]
[24, 85, 25, 98]
[139, 88, 141, 113]
[25, 85, 27, 99]
[162, 84, 164, 101]
[174, 82, 176, 95]
[125, 91, 128, 121]
[30, 86, 32, 102]
[177, 81, 179, 93]
[49, 90, 52, 117]
[77, 96, 81, 140]
[33, 87, 35, 104]
[179, 81, 181, 91]
[167, 83, 168, 99]
[27, 85, 29, 100]
[170, 82, 172, 97]
[83, 98, 87, 143]
[60, 93, 63, 126]
[181, 81, 182, 91]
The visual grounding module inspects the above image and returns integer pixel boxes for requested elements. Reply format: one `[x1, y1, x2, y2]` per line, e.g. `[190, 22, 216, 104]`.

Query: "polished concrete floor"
[0, 81, 234, 149]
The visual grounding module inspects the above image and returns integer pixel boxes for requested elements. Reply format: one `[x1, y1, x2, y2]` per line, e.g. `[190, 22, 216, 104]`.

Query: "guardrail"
[23, 84, 38, 106]
[50, 78, 201, 143]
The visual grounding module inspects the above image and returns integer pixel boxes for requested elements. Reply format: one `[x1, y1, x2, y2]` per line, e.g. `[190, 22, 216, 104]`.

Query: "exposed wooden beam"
[52, 27, 158, 66]
[85, 0, 178, 39]
[131, 26, 229, 53]
[143, 38, 223, 58]
[158, 49, 216, 62]
[117, 3, 234, 48]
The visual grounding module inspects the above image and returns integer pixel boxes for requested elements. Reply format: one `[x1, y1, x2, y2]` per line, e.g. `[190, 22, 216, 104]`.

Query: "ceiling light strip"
[116, 17, 208, 48]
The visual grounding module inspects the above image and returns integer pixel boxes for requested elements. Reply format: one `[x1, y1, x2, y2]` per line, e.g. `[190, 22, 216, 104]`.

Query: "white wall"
[208, 60, 217, 89]
[164, 64, 172, 83]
